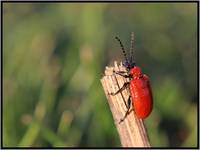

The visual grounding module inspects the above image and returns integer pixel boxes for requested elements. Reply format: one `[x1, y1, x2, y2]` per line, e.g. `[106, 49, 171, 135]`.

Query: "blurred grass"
[3, 3, 197, 147]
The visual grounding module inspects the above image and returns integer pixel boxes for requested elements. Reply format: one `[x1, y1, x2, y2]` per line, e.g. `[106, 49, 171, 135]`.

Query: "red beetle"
[109, 33, 153, 123]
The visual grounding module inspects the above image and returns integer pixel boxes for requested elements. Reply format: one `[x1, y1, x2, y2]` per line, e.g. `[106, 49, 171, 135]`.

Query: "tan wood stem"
[100, 61, 151, 147]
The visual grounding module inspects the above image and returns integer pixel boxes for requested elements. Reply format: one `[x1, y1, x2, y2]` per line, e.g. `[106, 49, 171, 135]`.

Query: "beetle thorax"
[129, 66, 142, 78]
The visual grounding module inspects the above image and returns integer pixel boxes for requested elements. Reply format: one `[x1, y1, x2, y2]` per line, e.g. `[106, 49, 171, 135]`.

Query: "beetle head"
[122, 61, 135, 70]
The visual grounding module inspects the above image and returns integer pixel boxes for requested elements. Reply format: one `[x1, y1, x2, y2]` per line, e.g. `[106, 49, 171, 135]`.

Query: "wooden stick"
[100, 61, 151, 147]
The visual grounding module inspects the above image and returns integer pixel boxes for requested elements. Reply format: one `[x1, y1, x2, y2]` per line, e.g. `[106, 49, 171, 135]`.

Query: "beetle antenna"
[130, 32, 135, 64]
[115, 36, 129, 64]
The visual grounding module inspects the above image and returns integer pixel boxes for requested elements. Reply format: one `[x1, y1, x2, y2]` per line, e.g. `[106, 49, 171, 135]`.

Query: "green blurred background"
[3, 3, 197, 147]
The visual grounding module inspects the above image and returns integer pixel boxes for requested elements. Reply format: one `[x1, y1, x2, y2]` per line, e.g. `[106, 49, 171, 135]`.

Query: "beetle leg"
[108, 82, 129, 96]
[119, 96, 133, 124]
[114, 70, 127, 74]
[113, 70, 131, 78]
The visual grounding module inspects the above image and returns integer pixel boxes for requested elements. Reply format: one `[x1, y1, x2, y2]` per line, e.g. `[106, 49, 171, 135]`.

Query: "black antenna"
[130, 32, 134, 64]
[115, 36, 129, 64]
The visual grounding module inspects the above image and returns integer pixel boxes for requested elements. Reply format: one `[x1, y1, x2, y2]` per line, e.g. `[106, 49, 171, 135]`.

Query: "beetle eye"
[122, 61, 129, 68]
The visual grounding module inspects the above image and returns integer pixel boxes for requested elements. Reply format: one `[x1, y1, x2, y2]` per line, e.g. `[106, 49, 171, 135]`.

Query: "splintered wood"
[100, 61, 150, 147]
